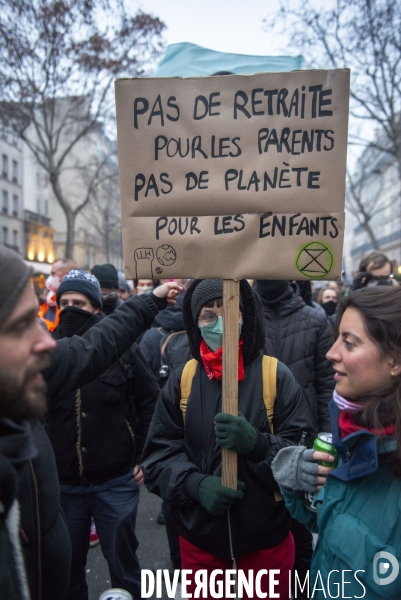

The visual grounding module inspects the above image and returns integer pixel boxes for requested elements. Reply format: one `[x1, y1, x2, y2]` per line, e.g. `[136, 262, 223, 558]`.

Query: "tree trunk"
[65, 209, 76, 259]
[49, 170, 77, 258]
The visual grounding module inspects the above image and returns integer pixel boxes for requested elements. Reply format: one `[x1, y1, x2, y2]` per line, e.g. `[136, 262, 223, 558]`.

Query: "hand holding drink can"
[313, 432, 339, 467]
[304, 433, 338, 512]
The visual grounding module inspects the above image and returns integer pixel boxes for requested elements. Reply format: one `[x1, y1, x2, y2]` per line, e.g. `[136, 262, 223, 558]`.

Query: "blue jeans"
[60, 477, 141, 600]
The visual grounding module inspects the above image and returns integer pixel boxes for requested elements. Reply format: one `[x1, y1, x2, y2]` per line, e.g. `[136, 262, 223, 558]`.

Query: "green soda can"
[303, 433, 338, 512]
[313, 432, 339, 467]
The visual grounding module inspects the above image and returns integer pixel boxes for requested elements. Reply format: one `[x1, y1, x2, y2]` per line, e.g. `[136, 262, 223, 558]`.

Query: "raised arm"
[43, 283, 180, 398]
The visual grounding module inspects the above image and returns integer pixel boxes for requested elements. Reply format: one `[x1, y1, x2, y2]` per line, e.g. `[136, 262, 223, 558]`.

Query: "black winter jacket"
[139, 294, 190, 387]
[19, 421, 71, 600]
[47, 314, 159, 485]
[142, 280, 316, 559]
[19, 293, 159, 600]
[258, 284, 334, 432]
[0, 418, 37, 600]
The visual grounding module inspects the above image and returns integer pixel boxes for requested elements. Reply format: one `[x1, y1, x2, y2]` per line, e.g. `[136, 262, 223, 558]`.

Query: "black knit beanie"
[0, 246, 33, 327]
[56, 269, 102, 309]
[91, 263, 118, 289]
[191, 279, 223, 321]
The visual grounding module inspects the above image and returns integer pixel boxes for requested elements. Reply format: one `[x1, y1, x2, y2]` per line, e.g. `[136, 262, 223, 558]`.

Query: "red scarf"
[200, 339, 245, 381]
[338, 410, 395, 439]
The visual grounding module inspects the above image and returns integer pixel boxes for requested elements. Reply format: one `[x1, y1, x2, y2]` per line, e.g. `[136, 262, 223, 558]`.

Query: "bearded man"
[0, 246, 179, 600]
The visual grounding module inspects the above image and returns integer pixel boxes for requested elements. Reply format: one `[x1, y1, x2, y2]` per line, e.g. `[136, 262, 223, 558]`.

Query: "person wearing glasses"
[142, 279, 316, 599]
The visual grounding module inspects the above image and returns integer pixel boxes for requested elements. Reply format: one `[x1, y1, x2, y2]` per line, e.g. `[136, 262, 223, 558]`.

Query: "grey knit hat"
[56, 269, 102, 309]
[0, 246, 33, 327]
[191, 279, 223, 321]
[118, 272, 131, 293]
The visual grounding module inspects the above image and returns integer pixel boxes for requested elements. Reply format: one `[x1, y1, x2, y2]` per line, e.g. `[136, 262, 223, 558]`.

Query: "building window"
[2, 155, 8, 179]
[12, 160, 18, 184]
[11, 126, 18, 147]
[2, 190, 8, 214]
[1, 121, 6, 140]
[12, 195, 18, 216]
[36, 198, 41, 214]
[44, 199, 49, 216]
[13, 230, 18, 249]
[2, 227, 8, 245]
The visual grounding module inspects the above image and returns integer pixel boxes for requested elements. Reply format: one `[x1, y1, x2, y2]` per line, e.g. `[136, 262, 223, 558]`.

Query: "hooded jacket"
[139, 294, 187, 382]
[15, 293, 160, 600]
[281, 400, 401, 599]
[255, 282, 334, 432]
[142, 280, 316, 559]
[0, 419, 37, 600]
[47, 311, 159, 485]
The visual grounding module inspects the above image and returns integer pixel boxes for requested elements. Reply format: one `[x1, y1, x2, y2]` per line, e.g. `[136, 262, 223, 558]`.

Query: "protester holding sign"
[142, 279, 316, 599]
[272, 286, 401, 598]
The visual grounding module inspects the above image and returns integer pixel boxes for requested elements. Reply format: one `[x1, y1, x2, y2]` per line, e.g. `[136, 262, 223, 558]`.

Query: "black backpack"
[158, 329, 192, 384]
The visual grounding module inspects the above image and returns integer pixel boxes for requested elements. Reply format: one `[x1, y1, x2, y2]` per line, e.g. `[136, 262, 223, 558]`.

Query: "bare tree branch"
[266, 0, 401, 248]
[0, 0, 165, 257]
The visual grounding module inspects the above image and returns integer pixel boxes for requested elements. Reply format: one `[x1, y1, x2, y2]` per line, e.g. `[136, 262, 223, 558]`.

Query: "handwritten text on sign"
[115, 69, 349, 279]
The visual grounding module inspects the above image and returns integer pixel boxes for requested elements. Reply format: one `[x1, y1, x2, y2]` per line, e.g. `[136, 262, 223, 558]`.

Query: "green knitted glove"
[214, 412, 258, 453]
[198, 476, 245, 516]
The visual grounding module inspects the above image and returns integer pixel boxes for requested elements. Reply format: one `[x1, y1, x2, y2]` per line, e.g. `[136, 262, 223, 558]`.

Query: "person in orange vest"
[38, 258, 76, 331]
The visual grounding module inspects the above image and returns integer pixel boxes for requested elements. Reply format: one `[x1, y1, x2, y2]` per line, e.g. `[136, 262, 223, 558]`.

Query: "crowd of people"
[0, 246, 400, 600]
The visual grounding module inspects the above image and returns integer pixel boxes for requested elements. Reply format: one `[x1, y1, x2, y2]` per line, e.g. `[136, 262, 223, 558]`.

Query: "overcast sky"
[137, 0, 291, 59]
[136, 0, 364, 164]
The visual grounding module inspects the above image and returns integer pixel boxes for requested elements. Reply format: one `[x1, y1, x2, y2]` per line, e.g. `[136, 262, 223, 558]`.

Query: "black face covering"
[57, 306, 98, 338]
[323, 300, 337, 316]
[101, 292, 118, 312]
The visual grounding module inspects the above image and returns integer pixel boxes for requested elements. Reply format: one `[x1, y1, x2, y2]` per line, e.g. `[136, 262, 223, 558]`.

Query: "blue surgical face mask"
[199, 317, 243, 352]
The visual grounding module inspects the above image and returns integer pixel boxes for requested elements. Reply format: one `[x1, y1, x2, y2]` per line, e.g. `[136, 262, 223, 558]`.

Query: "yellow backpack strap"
[261, 355, 282, 502]
[262, 355, 278, 434]
[180, 359, 198, 421]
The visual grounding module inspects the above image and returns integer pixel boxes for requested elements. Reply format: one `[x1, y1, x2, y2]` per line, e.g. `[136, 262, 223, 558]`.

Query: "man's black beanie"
[191, 279, 223, 321]
[0, 246, 33, 326]
[56, 269, 102, 309]
[91, 263, 118, 289]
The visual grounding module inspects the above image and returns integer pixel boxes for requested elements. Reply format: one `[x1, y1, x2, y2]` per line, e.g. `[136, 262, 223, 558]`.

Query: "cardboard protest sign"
[115, 69, 349, 280]
[122, 212, 344, 280]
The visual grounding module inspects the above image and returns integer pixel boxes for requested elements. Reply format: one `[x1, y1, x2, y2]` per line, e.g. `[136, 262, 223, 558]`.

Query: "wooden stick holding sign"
[221, 279, 240, 489]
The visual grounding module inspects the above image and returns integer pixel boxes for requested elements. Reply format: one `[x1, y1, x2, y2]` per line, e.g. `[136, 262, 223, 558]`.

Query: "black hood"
[153, 293, 185, 331]
[256, 282, 306, 317]
[182, 279, 265, 366]
[254, 280, 293, 307]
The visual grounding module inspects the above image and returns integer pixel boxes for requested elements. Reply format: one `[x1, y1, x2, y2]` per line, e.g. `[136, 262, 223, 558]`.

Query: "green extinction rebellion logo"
[295, 241, 335, 279]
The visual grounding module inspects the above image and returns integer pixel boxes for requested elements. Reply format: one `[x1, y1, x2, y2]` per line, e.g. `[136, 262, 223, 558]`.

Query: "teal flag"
[152, 42, 303, 77]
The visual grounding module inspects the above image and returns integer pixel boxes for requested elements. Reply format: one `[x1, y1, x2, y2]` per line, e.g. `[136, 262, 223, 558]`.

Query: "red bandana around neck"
[338, 410, 396, 440]
[200, 339, 245, 381]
